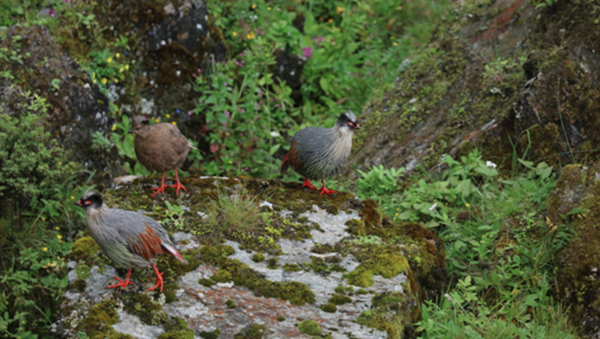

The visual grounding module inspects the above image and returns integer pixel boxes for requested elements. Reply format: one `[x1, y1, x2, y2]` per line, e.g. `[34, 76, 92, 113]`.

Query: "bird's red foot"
[169, 181, 187, 195]
[107, 269, 133, 289]
[148, 264, 164, 292]
[168, 169, 187, 195]
[302, 178, 317, 191]
[319, 179, 337, 196]
[151, 173, 167, 197]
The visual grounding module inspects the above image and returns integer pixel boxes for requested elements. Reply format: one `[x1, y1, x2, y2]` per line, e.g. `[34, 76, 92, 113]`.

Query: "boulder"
[54, 176, 446, 339]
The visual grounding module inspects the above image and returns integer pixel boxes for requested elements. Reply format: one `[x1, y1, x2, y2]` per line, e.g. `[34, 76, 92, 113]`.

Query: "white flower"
[270, 131, 281, 138]
[486, 161, 497, 168]
[444, 293, 453, 301]
[429, 203, 437, 211]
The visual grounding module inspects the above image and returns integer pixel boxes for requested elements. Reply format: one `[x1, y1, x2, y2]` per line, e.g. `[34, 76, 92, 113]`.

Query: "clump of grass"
[196, 190, 262, 241]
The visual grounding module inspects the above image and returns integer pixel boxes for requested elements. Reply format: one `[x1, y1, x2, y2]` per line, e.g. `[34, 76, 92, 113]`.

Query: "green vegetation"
[297, 319, 322, 335]
[354, 150, 580, 337]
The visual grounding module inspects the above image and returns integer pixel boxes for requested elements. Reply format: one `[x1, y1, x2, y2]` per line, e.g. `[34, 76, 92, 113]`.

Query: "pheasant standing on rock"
[75, 190, 187, 292]
[281, 111, 360, 196]
[130, 115, 197, 197]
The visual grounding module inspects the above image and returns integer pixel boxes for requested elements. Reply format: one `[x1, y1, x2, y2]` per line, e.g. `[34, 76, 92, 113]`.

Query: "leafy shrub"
[0, 94, 77, 211]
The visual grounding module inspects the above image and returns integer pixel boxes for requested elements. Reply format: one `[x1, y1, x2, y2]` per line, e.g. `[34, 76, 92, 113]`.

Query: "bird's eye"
[84, 200, 91, 205]
[346, 121, 353, 126]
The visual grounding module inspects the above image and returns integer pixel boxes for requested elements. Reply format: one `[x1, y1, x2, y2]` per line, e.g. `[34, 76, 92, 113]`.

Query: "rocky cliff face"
[55, 177, 446, 339]
[346, 0, 600, 178]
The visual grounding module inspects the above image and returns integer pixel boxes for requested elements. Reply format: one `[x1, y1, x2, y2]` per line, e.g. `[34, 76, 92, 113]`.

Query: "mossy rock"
[297, 319, 322, 336]
[320, 303, 337, 313]
[347, 246, 410, 288]
[124, 293, 168, 325]
[328, 294, 352, 305]
[233, 323, 268, 339]
[74, 300, 132, 338]
[199, 328, 222, 339]
[159, 317, 195, 339]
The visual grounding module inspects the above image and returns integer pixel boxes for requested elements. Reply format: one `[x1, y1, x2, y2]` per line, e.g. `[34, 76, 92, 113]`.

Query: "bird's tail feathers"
[162, 243, 188, 264]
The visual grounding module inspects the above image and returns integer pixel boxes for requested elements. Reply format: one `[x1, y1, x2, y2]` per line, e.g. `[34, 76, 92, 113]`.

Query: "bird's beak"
[75, 200, 82, 207]
[355, 124, 361, 130]
[128, 129, 133, 134]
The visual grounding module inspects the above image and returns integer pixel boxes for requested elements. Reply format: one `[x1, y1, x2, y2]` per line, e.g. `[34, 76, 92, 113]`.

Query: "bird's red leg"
[151, 173, 168, 197]
[319, 179, 337, 196]
[148, 263, 164, 292]
[107, 268, 134, 289]
[302, 178, 317, 191]
[169, 169, 187, 195]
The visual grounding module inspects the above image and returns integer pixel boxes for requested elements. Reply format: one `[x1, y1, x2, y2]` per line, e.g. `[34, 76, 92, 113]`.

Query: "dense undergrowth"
[355, 151, 581, 338]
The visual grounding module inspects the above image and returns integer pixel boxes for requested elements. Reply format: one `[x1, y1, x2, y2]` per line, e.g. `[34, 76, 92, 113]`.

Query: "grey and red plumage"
[75, 189, 186, 292]
[130, 115, 197, 197]
[281, 112, 360, 195]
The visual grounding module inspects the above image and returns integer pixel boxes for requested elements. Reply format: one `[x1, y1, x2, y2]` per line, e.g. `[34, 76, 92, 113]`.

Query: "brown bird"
[130, 116, 196, 197]
[75, 189, 187, 292]
[281, 112, 360, 196]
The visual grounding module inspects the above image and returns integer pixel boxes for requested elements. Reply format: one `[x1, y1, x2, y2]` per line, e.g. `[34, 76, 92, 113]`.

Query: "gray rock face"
[0, 25, 120, 177]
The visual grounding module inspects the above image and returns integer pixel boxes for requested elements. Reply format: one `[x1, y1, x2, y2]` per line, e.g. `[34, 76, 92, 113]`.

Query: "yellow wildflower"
[43, 247, 48, 251]
[232, 32, 238, 37]
[111, 124, 117, 131]
[252, 4, 256, 9]
[114, 78, 119, 84]
[336, 7, 344, 14]
[228, 161, 232, 164]
[101, 78, 107, 85]
[328, 18, 334, 23]
[247, 31, 256, 39]
[56, 227, 60, 230]
[107, 57, 113, 63]
[42, 217, 46, 221]
[266, 54, 270, 57]
[57, 235, 62, 239]
[116, 53, 120, 58]
[125, 64, 129, 71]
[466, 203, 470, 207]
[58, 162, 62, 165]
[71, 196, 74, 200]
[172, 121, 176, 125]
[119, 67, 124, 73]
[92, 72, 96, 78]
[393, 42, 398, 46]
[166, 114, 171, 118]
[267, 7, 271, 10]
[93, 80, 97, 84]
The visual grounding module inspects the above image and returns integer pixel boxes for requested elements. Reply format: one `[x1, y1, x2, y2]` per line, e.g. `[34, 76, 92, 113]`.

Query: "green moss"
[328, 294, 352, 305]
[251, 253, 265, 262]
[159, 317, 196, 339]
[73, 278, 87, 292]
[70, 236, 100, 260]
[266, 257, 279, 269]
[307, 256, 329, 275]
[163, 283, 179, 303]
[297, 319, 322, 336]
[124, 294, 168, 325]
[200, 245, 315, 305]
[347, 245, 409, 288]
[233, 324, 268, 339]
[155, 248, 202, 283]
[75, 300, 132, 338]
[277, 316, 286, 322]
[320, 303, 337, 313]
[198, 278, 216, 287]
[282, 263, 301, 272]
[226, 299, 237, 309]
[356, 289, 369, 295]
[199, 328, 222, 339]
[345, 219, 366, 236]
[334, 285, 353, 294]
[179, 240, 190, 245]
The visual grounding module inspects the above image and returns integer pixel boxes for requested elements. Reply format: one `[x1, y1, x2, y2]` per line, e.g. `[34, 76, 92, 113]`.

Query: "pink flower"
[302, 47, 313, 59]
[225, 111, 230, 118]
[257, 28, 263, 36]
[224, 82, 228, 86]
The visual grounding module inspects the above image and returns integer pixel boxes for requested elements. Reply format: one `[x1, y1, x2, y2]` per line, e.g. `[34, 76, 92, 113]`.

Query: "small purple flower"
[125, 51, 129, 56]
[275, 104, 280, 107]
[188, 111, 192, 116]
[254, 103, 258, 107]
[244, 167, 248, 171]
[176, 109, 180, 114]
[302, 47, 313, 59]
[149, 31, 153, 36]
[241, 109, 246, 113]
[257, 28, 263, 36]
[134, 27, 138, 31]
[225, 111, 230, 118]
[260, 101, 263, 104]
[224, 82, 228, 86]
[48, 9, 57, 17]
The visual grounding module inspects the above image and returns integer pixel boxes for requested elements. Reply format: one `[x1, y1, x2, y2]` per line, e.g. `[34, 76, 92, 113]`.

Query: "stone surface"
[54, 176, 446, 338]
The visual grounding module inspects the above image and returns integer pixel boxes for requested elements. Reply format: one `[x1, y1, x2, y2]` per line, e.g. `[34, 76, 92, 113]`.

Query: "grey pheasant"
[75, 189, 187, 292]
[281, 111, 360, 196]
